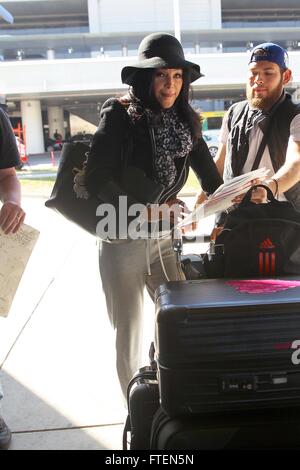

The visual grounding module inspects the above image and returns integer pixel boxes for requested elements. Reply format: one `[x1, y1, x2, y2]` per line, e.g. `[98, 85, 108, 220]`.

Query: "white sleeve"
[219, 111, 230, 144]
[289, 113, 300, 142]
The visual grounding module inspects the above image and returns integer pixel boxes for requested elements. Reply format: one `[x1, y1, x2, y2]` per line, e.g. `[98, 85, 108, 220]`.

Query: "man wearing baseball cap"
[203, 42, 300, 209]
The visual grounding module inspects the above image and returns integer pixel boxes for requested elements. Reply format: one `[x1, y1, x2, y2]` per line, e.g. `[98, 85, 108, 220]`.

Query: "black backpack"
[205, 184, 300, 278]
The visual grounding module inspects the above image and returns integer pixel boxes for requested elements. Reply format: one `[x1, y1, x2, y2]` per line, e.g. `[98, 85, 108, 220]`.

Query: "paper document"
[177, 167, 270, 228]
[0, 223, 40, 317]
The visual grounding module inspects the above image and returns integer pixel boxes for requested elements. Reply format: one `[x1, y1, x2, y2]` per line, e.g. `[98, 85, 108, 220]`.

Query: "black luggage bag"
[150, 406, 300, 449]
[123, 365, 160, 450]
[155, 278, 300, 417]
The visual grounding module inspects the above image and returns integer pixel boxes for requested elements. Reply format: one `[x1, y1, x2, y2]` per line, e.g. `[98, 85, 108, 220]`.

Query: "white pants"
[98, 236, 185, 399]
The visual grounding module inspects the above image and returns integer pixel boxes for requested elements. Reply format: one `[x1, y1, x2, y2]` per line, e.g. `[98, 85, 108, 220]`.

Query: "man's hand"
[0, 201, 25, 234]
[231, 187, 268, 204]
[231, 178, 272, 205]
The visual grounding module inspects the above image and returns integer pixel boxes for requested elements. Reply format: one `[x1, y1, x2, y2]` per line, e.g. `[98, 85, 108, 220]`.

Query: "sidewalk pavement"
[0, 195, 213, 450]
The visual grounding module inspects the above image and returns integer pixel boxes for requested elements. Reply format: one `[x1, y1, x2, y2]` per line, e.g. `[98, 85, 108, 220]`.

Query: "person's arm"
[246, 111, 300, 203]
[214, 142, 227, 179]
[179, 138, 223, 231]
[265, 139, 300, 196]
[193, 109, 230, 206]
[192, 138, 226, 207]
[0, 167, 25, 234]
[191, 137, 223, 191]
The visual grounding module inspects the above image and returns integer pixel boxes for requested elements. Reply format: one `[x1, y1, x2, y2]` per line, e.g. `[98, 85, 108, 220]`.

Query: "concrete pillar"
[88, 0, 101, 33]
[47, 49, 55, 60]
[173, 0, 181, 42]
[191, 0, 222, 53]
[48, 105, 65, 140]
[209, 0, 222, 28]
[20, 100, 44, 155]
[88, 0, 102, 57]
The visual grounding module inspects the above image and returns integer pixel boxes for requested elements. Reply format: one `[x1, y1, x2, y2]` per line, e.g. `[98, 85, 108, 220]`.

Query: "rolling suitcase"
[150, 406, 300, 449]
[123, 365, 160, 450]
[155, 278, 300, 417]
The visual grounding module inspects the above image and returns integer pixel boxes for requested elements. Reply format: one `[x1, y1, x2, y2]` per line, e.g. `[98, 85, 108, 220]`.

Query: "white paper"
[0, 223, 40, 317]
[177, 167, 270, 228]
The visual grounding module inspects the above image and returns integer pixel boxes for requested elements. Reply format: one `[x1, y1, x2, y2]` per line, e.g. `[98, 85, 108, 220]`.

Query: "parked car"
[203, 130, 220, 158]
[15, 136, 28, 169]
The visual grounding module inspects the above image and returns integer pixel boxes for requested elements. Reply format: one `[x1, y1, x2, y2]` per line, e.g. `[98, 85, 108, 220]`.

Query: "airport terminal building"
[1, 0, 300, 154]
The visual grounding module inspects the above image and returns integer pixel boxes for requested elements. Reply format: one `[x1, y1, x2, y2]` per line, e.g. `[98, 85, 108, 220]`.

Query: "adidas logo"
[259, 238, 275, 249]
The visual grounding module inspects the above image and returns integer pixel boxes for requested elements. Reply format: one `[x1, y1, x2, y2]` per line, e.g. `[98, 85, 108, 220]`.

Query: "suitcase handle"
[240, 184, 277, 206]
[124, 369, 158, 450]
[122, 415, 131, 450]
[126, 371, 158, 412]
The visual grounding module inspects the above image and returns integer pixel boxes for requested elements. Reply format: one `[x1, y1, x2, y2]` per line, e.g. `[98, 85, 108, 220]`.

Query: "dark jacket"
[224, 94, 300, 209]
[85, 98, 223, 207]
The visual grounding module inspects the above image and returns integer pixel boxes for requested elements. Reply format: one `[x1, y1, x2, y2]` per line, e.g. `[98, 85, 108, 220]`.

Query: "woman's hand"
[144, 198, 192, 232]
[189, 201, 202, 232]
[164, 198, 191, 227]
[166, 199, 191, 228]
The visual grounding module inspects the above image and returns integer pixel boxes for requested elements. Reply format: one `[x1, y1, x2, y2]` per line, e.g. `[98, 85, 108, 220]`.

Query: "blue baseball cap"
[249, 43, 289, 70]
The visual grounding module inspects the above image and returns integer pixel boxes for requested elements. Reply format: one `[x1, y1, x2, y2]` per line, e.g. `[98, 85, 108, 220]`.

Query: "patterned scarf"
[127, 103, 193, 189]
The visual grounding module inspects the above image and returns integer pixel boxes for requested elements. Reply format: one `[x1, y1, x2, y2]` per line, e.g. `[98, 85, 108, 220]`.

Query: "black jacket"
[85, 98, 223, 205]
[224, 94, 300, 209]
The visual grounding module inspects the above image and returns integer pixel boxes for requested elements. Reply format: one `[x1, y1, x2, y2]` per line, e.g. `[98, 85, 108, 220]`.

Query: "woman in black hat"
[85, 32, 223, 400]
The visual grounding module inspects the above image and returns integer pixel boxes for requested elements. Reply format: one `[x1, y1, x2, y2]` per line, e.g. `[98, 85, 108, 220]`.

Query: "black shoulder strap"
[122, 415, 131, 450]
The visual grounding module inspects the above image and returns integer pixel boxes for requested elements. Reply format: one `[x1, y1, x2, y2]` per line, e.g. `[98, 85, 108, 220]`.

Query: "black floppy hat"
[121, 32, 204, 85]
